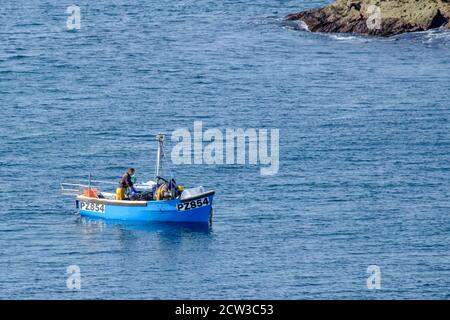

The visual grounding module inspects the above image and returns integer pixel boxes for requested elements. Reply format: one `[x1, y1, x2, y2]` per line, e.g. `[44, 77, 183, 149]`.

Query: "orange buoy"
[83, 188, 98, 198]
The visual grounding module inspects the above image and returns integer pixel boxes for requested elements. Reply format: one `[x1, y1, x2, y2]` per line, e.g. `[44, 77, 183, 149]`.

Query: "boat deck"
[76, 195, 148, 207]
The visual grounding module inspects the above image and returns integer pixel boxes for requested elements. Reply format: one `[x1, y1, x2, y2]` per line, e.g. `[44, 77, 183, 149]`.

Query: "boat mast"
[155, 133, 165, 180]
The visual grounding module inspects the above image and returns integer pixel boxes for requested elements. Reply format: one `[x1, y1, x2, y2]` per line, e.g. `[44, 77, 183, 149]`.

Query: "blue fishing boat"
[61, 134, 215, 223]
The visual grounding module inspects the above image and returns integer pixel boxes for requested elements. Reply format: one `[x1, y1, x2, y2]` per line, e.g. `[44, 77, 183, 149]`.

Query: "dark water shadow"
[77, 216, 212, 235]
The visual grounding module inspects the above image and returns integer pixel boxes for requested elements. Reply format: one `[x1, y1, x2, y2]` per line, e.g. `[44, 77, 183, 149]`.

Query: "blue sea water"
[1, 0, 450, 299]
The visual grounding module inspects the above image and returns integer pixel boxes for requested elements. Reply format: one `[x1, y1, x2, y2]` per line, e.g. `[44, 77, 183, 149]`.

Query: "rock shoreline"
[285, 0, 450, 36]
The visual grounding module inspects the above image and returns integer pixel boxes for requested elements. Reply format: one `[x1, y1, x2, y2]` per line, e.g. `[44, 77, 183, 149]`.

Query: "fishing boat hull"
[76, 192, 214, 223]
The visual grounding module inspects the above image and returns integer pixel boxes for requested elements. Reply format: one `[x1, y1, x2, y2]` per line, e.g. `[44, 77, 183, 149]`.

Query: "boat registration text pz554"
[177, 197, 209, 212]
[80, 201, 105, 213]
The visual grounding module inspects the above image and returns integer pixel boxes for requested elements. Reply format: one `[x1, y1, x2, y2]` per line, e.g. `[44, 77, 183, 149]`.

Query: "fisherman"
[116, 168, 137, 200]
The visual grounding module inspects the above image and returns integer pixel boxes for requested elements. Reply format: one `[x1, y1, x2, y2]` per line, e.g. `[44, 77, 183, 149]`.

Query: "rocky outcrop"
[285, 0, 450, 36]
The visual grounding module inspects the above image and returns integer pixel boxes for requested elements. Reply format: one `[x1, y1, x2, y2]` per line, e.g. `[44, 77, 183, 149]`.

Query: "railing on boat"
[60, 179, 116, 196]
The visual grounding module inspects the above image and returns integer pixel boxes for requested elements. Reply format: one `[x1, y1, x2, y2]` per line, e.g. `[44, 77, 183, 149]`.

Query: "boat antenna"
[154, 133, 165, 180]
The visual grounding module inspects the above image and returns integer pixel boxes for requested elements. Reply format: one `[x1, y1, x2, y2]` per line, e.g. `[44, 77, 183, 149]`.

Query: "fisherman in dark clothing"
[116, 168, 137, 200]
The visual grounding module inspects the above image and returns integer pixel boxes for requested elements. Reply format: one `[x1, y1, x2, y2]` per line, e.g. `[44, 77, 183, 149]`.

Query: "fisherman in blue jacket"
[116, 168, 137, 200]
